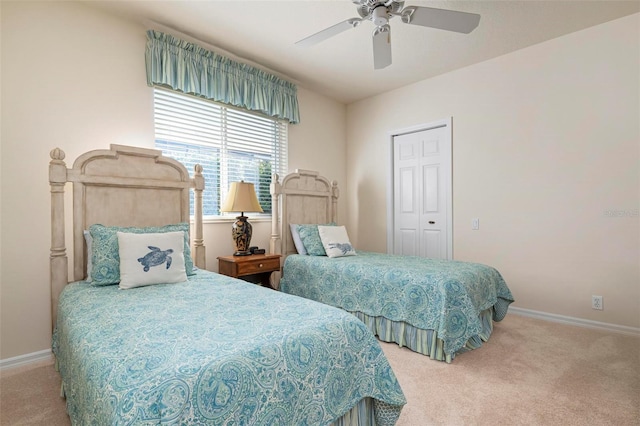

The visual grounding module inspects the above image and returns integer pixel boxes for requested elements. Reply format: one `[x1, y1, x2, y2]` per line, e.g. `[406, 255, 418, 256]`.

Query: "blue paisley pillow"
[296, 223, 335, 256]
[89, 223, 194, 285]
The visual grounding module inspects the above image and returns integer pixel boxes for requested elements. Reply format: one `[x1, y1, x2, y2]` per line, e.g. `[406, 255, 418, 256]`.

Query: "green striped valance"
[145, 30, 300, 124]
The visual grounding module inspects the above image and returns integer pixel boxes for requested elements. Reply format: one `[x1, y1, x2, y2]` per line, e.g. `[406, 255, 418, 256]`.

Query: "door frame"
[386, 117, 453, 259]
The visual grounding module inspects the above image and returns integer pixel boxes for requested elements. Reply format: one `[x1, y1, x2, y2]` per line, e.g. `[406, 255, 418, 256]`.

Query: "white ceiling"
[86, 0, 639, 104]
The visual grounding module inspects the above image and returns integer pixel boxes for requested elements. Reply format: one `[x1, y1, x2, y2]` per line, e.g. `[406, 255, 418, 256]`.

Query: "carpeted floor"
[1, 314, 638, 425]
[385, 315, 640, 425]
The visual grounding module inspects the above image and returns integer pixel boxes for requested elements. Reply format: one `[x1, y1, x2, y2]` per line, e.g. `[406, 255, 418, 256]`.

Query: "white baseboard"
[0, 349, 53, 372]
[509, 307, 640, 337]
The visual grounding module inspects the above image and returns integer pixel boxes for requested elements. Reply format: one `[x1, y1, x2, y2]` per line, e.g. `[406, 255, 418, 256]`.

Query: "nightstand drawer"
[217, 253, 282, 289]
[236, 257, 280, 275]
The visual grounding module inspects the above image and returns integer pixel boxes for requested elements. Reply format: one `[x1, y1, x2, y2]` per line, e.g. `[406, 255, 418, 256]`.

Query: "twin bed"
[49, 145, 405, 425]
[50, 145, 513, 424]
[269, 169, 514, 363]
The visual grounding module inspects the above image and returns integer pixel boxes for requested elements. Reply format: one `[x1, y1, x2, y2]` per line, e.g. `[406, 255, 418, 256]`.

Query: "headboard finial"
[50, 148, 66, 162]
[331, 180, 339, 198]
[193, 163, 204, 191]
[270, 173, 281, 196]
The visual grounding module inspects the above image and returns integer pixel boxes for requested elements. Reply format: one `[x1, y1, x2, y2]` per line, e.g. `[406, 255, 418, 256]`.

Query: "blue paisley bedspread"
[52, 270, 406, 425]
[279, 252, 514, 356]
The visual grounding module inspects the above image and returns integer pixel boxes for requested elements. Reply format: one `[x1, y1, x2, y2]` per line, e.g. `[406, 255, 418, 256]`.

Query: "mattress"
[52, 269, 406, 425]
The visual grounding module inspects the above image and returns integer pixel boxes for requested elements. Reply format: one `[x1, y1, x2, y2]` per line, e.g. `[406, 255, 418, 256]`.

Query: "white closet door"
[392, 123, 451, 259]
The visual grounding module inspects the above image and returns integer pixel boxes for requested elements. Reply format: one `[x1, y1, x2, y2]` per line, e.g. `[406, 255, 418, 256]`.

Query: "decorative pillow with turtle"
[88, 223, 195, 285]
[117, 231, 188, 289]
[318, 225, 357, 258]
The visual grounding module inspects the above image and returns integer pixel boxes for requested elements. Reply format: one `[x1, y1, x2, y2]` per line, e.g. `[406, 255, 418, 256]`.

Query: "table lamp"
[220, 181, 264, 256]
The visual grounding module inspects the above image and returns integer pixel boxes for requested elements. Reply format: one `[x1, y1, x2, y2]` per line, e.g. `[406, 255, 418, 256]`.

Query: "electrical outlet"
[592, 295, 603, 310]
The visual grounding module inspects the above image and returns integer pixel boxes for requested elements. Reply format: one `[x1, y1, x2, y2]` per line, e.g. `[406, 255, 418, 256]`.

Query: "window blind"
[154, 88, 287, 216]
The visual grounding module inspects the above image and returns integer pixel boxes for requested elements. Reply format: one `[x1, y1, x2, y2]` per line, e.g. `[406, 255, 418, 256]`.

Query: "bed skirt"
[350, 308, 496, 363]
[332, 397, 398, 426]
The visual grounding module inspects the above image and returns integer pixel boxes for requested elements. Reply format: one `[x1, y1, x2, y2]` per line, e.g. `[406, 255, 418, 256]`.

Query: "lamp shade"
[220, 181, 264, 214]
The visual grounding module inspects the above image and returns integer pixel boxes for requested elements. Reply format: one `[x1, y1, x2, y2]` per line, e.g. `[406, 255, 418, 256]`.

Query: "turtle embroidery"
[138, 246, 174, 272]
[328, 243, 354, 255]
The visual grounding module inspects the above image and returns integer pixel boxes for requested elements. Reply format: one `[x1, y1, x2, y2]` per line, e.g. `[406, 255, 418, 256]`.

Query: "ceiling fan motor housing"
[371, 6, 389, 26]
[355, 0, 405, 25]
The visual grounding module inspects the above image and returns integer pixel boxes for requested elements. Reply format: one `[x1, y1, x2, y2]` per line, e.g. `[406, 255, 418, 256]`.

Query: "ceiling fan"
[295, 0, 480, 70]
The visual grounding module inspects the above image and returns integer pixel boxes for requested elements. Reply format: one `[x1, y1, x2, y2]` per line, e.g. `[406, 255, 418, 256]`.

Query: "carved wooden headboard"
[269, 169, 339, 259]
[49, 144, 205, 328]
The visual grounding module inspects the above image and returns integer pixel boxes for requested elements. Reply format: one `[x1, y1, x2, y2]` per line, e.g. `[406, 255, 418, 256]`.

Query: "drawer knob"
[259, 263, 263, 268]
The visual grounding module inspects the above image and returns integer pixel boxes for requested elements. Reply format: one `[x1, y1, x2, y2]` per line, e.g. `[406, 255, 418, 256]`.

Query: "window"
[153, 88, 288, 217]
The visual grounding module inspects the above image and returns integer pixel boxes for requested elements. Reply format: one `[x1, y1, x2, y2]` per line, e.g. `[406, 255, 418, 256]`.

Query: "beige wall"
[0, 2, 346, 359]
[346, 14, 639, 328]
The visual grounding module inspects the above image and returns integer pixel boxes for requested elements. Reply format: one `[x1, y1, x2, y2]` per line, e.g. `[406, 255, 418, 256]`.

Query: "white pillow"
[117, 231, 187, 289]
[290, 224, 308, 255]
[318, 225, 356, 258]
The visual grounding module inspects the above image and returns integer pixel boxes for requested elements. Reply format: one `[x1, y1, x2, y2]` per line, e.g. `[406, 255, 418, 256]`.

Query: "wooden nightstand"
[217, 253, 281, 289]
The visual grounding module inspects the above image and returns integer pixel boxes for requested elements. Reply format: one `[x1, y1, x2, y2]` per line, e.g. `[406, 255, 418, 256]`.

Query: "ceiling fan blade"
[372, 24, 392, 70]
[401, 6, 480, 34]
[296, 18, 363, 47]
